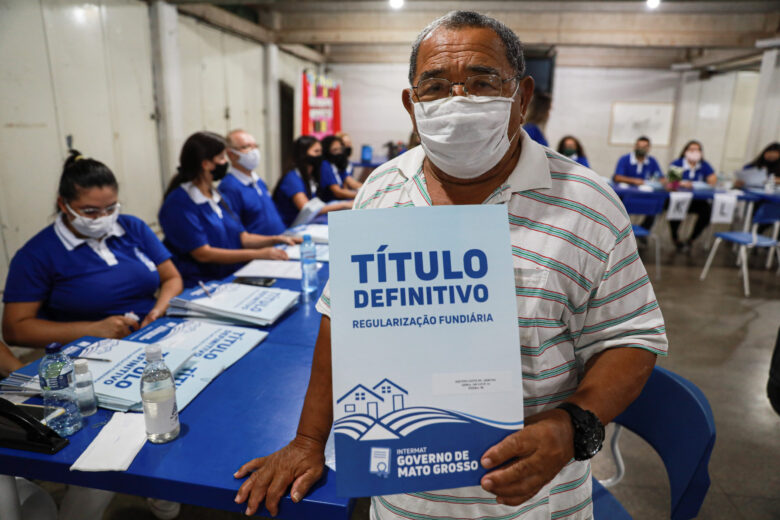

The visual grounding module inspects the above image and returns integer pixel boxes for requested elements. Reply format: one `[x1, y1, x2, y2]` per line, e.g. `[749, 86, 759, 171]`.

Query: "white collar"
[228, 166, 259, 187]
[53, 214, 125, 251]
[181, 181, 223, 218]
[683, 160, 700, 171]
[393, 130, 551, 195]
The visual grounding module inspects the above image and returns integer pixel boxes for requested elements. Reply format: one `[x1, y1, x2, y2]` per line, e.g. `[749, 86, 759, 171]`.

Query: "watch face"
[574, 410, 605, 460]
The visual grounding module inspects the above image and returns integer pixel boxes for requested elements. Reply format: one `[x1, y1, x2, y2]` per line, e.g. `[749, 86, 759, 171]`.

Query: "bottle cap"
[303, 234, 312, 242]
[74, 359, 89, 374]
[45, 342, 62, 354]
[144, 344, 163, 362]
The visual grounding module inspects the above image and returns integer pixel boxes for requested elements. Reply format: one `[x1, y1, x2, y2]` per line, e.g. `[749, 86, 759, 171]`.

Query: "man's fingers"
[290, 467, 323, 503]
[235, 457, 265, 479]
[264, 472, 292, 517]
[481, 431, 534, 469]
[242, 470, 273, 515]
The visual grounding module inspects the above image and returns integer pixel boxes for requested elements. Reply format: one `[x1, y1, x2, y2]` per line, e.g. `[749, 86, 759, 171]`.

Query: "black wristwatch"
[556, 402, 605, 461]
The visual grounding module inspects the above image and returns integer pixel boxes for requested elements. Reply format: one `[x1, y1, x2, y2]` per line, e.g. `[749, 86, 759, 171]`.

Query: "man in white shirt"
[234, 10, 667, 520]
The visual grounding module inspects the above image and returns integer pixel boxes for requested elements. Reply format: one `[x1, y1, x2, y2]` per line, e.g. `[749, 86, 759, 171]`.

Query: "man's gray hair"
[408, 11, 525, 85]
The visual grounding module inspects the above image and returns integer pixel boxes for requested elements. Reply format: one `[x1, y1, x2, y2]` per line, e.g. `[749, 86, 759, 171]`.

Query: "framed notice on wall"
[301, 72, 341, 140]
[609, 102, 674, 147]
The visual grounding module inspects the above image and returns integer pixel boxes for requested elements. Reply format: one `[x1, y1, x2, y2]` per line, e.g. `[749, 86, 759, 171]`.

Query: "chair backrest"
[621, 191, 667, 216]
[613, 366, 716, 520]
[753, 202, 780, 225]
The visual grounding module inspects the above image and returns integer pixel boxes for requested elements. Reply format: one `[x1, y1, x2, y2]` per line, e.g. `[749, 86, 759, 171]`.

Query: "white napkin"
[70, 412, 147, 472]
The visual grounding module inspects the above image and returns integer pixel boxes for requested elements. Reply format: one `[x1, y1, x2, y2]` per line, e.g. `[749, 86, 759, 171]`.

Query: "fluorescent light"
[646, 0, 661, 9]
[389, 0, 404, 9]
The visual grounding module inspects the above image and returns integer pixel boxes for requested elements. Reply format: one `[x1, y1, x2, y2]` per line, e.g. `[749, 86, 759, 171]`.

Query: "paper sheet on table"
[666, 191, 693, 221]
[70, 412, 146, 472]
[282, 244, 330, 262]
[233, 259, 304, 279]
[289, 197, 325, 228]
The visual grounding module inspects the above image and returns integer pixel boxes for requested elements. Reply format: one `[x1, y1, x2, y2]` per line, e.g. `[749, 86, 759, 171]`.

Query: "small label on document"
[432, 371, 512, 395]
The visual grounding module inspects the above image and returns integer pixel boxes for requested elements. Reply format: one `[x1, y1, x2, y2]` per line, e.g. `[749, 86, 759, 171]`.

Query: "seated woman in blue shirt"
[522, 90, 551, 147]
[668, 140, 717, 252]
[556, 135, 590, 168]
[273, 136, 352, 226]
[159, 132, 292, 288]
[2, 151, 183, 348]
[319, 135, 362, 202]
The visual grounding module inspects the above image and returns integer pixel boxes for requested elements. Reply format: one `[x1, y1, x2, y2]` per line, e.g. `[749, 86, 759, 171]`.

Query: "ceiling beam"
[177, 4, 274, 43]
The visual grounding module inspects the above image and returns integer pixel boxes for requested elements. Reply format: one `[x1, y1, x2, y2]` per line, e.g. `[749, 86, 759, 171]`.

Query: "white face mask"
[232, 148, 261, 172]
[66, 203, 120, 239]
[685, 150, 702, 164]
[414, 95, 518, 179]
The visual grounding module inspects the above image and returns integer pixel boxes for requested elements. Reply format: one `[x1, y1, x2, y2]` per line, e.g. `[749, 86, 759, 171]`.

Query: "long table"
[0, 266, 353, 519]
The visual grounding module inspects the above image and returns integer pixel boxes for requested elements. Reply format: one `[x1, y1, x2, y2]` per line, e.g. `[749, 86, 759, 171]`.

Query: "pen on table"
[71, 356, 112, 363]
[198, 281, 214, 298]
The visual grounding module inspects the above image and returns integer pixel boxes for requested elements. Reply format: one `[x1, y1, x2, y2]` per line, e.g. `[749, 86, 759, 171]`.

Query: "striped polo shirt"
[316, 131, 668, 520]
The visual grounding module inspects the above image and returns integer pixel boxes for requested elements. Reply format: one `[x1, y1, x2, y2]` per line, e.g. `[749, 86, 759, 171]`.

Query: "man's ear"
[402, 88, 417, 133]
[518, 76, 535, 120]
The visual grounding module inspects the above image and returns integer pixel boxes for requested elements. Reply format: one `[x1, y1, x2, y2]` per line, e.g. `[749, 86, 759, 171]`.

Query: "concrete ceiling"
[172, 1, 780, 69]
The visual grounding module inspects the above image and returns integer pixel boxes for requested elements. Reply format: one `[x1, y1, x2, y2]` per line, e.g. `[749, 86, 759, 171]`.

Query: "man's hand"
[234, 435, 326, 517]
[87, 315, 139, 338]
[275, 235, 303, 246]
[256, 247, 289, 261]
[480, 408, 574, 506]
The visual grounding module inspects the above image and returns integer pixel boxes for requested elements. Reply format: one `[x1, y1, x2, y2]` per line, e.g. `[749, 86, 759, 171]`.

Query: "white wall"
[328, 63, 414, 164]
[0, 0, 162, 288]
[545, 67, 680, 177]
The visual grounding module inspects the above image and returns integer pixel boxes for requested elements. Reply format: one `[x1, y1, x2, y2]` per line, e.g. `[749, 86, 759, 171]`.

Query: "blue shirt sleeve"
[159, 196, 211, 254]
[614, 155, 628, 177]
[279, 172, 307, 199]
[701, 160, 715, 177]
[320, 161, 340, 188]
[123, 215, 172, 266]
[3, 244, 53, 303]
[649, 157, 664, 177]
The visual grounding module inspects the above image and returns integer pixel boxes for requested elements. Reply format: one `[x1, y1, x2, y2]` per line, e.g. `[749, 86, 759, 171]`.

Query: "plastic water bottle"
[766, 174, 776, 194]
[38, 343, 83, 436]
[140, 345, 180, 443]
[300, 234, 319, 296]
[73, 359, 98, 417]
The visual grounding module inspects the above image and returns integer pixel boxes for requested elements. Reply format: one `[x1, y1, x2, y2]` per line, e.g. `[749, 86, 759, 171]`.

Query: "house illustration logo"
[336, 379, 408, 419]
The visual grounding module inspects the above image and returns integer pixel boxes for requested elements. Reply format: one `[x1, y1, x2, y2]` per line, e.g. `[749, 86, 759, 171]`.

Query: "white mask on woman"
[66, 203, 120, 239]
[685, 150, 702, 164]
[414, 95, 519, 179]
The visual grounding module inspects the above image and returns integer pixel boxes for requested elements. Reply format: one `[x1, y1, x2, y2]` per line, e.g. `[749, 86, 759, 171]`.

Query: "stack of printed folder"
[166, 281, 300, 327]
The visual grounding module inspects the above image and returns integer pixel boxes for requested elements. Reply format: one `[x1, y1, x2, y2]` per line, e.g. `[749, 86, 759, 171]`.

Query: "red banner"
[301, 72, 341, 139]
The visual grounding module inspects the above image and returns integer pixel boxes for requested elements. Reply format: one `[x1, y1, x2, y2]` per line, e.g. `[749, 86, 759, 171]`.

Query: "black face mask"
[331, 152, 350, 170]
[211, 161, 229, 181]
[344, 146, 352, 158]
[306, 155, 323, 172]
[634, 148, 648, 158]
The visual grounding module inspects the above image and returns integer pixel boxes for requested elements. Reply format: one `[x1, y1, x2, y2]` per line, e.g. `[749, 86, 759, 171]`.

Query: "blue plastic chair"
[621, 190, 667, 279]
[593, 366, 716, 520]
[699, 202, 780, 296]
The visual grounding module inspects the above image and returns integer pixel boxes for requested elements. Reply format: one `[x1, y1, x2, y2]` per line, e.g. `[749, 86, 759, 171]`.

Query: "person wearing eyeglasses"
[2, 151, 183, 348]
[220, 129, 291, 237]
[159, 132, 295, 289]
[235, 11, 665, 520]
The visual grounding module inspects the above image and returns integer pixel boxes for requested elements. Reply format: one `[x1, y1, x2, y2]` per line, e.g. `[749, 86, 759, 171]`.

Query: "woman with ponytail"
[159, 131, 294, 287]
[2, 150, 183, 348]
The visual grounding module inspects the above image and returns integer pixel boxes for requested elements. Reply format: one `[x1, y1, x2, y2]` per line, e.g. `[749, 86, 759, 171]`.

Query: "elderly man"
[235, 11, 667, 520]
[220, 129, 288, 237]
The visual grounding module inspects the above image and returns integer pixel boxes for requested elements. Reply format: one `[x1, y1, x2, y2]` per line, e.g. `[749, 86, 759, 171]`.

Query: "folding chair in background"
[699, 202, 780, 297]
[593, 366, 716, 520]
[621, 190, 667, 279]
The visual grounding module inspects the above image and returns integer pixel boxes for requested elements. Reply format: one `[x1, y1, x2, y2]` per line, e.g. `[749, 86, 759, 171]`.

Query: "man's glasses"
[412, 74, 519, 102]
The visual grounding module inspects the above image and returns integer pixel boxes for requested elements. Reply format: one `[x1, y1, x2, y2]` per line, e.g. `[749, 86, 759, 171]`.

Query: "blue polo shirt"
[319, 160, 346, 202]
[273, 169, 312, 226]
[614, 153, 663, 181]
[570, 154, 590, 168]
[159, 183, 245, 288]
[3, 214, 170, 322]
[523, 123, 548, 147]
[670, 157, 715, 182]
[219, 168, 286, 236]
